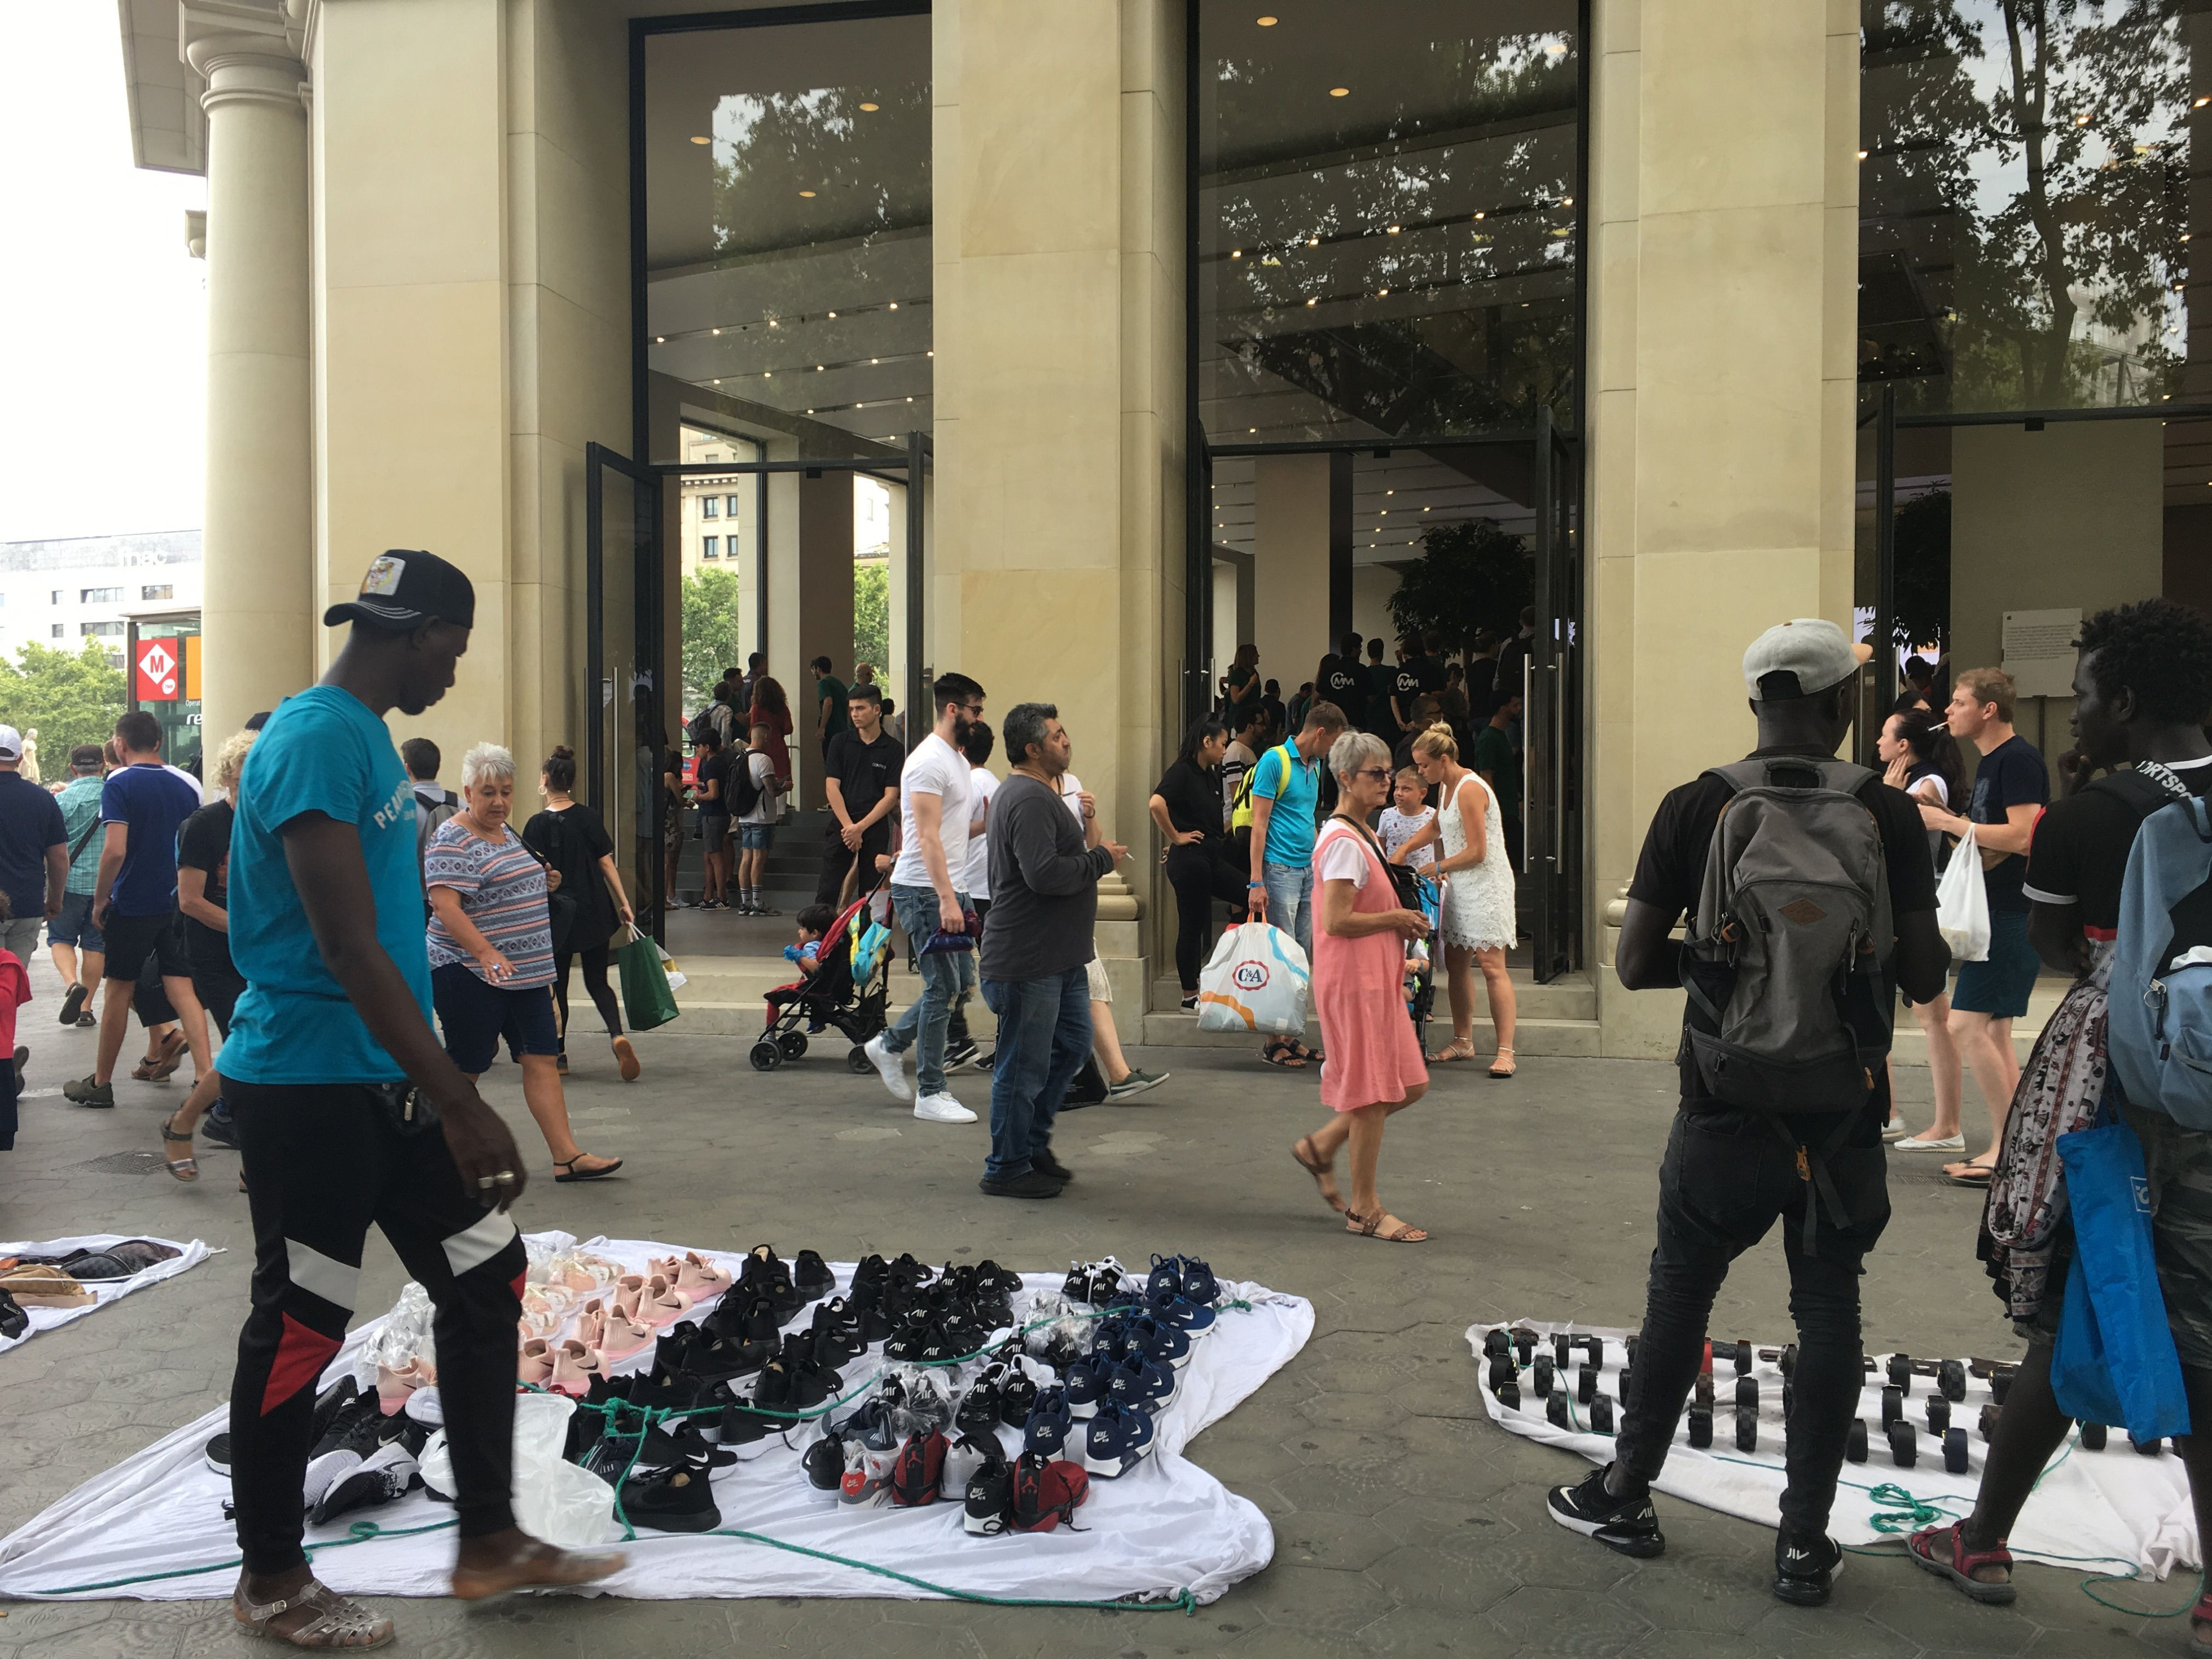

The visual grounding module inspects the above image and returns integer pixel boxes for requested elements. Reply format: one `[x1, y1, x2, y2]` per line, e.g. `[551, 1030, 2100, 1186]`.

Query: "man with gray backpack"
[1548, 618, 1947, 1606]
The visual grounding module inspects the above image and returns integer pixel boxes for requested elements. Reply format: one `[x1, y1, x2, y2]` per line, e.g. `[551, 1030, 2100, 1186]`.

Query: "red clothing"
[1311, 823, 1427, 1112]
[0, 950, 29, 1058]
[749, 705, 794, 784]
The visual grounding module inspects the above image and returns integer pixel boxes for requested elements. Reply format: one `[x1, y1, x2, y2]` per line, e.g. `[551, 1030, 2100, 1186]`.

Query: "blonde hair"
[211, 729, 258, 797]
[1410, 721, 1459, 763]
[460, 742, 515, 789]
[1954, 666, 2016, 723]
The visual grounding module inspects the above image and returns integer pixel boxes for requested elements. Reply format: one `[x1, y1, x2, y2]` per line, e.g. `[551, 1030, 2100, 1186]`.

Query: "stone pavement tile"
[1866, 1580, 2043, 1652]
[1360, 1541, 1520, 1611]
[1241, 1560, 1398, 1641]
[1371, 1491, 1523, 1559]
[0, 1601, 116, 1645]
[1738, 1605, 1921, 1658]
[1486, 1584, 1650, 1655]
[14, 1614, 184, 1659]
[1270, 1508, 1403, 1572]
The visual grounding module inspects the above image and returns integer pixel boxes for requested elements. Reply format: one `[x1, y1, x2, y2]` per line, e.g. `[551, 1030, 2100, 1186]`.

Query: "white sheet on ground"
[1469, 1321, 2199, 1580]
[0, 1236, 1312, 1606]
[0, 1234, 213, 1357]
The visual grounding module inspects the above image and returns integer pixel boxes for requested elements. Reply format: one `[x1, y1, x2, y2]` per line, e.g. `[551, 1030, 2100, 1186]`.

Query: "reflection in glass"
[1198, 0, 1581, 443]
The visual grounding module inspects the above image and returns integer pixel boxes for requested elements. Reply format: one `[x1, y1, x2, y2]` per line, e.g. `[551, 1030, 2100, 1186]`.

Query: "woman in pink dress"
[1288, 731, 1433, 1242]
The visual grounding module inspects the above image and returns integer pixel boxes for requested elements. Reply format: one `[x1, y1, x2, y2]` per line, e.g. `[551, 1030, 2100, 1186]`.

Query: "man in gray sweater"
[978, 702, 1126, 1198]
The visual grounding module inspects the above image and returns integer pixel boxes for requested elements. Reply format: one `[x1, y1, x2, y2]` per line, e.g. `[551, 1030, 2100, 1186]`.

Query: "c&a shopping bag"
[2049, 1100, 2192, 1442]
[1195, 922, 1309, 1037]
[615, 924, 680, 1032]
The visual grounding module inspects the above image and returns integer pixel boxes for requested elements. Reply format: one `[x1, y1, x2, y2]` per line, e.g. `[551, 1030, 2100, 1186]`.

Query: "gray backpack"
[1682, 757, 1895, 1116]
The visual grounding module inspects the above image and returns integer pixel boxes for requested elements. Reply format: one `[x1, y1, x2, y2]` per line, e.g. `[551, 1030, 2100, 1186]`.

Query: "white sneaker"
[1895, 1131, 1965, 1152]
[1881, 1118, 1910, 1142]
[913, 1091, 977, 1124]
[863, 1032, 911, 1100]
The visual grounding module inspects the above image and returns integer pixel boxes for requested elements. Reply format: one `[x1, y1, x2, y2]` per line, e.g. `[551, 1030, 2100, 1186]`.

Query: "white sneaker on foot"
[1895, 1131, 1965, 1152]
[863, 1032, 911, 1100]
[913, 1091, 977, 1124]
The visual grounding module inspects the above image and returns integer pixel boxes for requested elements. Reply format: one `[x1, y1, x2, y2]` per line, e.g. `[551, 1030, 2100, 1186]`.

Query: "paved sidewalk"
[0, 968, 2189, 1657]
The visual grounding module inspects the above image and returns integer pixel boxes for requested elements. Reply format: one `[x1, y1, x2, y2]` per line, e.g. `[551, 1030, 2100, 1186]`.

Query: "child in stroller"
[750, 886, 893, 1072]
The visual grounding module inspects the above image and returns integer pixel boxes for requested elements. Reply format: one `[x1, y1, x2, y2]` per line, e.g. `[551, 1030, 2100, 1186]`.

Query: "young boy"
[1378, 768, 1438, 871]
[765, 904, 839, 1027]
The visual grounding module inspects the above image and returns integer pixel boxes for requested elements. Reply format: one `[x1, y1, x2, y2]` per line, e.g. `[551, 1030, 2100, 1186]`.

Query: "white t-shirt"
[890, 732, 974, 892]
[1058, 771, 1087, 828]
[737, 751, 779, 825]
[1378, 805, 1436, 870]
[1316, 826, 1373, 889]
[964, 766, 998, 898]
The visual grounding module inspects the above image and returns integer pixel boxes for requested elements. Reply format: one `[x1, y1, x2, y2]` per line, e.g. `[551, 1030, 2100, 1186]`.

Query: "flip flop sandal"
[1905, 1522, 2017, 1604]
[554, 1155, 624, 1183]
[1291, 1136, 1345, 1213]
[1261, 1040, 1308, 1070]
[1347, 1209, 1430, 1244]
[1942, 1164, 1994, 1188]
[159, 1115, 198, 1182]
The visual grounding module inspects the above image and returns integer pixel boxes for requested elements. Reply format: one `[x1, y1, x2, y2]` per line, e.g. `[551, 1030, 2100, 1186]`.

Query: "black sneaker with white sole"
[943, 1038, 981, 1073]
[1546, 1464, 1665, 1558]
[1773, 1530, 1844, 1605]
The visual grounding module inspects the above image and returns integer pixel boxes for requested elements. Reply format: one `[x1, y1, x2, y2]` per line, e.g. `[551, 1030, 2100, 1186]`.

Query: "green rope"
[29, 1517, 461, 1597]
[701, 1525, 1198, 1613]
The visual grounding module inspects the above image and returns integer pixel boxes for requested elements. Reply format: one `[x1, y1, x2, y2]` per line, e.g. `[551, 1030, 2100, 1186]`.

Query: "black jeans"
[1165, 840, 1249, 991]
[553, 943, 621, 1043]
[227, 1081, 526, 1575]
[816, 817, 893, 905]
[1614, 1108, 1890, 1535]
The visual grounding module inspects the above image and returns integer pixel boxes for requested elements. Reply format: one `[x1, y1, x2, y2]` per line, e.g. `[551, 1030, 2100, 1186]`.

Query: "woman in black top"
[1148, 717, 1251, 1006]
[523, 745, 640, 1081]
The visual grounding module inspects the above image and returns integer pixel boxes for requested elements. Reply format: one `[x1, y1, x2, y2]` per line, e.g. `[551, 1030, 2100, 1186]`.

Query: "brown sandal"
[135, 1030, 188, 1082]
[232, 1577, 393, 1648]
[1291, 1135, 1345, 1213]
[159, 1114, 197, 1182]
[1346, 1208, 1430, 1243]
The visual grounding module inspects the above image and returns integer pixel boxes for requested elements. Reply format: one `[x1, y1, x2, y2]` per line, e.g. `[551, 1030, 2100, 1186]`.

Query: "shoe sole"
[1905, 1538, 2015, 1603]
[1082, 1448, 1147, 1478]
[1774, 1551, 1841, 1606]
[915, 1107, 978, 1123]
[864, 1043, 912, 1100]
[980, 1183, 1062, 1199]
[1547, 1493, 1666, 1558]
[1107, 1075, 1168, 1101]
[1895, 1140, 1966, 1152]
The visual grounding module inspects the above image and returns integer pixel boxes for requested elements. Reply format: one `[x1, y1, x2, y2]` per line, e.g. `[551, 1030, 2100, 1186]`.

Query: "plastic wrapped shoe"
[518, 1338, 556, 1387]
[549, 1339, 603, 1396]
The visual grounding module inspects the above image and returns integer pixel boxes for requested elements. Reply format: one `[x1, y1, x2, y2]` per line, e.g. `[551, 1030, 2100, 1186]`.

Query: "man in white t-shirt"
[862, 672, 987, 1124]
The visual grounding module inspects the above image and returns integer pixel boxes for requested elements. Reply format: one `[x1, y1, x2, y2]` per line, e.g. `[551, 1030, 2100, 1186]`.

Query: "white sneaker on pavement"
[1895, 1131, 1965, 1152]
[913, 1091, 977, 1124]
[863, 1032, 912, 1101]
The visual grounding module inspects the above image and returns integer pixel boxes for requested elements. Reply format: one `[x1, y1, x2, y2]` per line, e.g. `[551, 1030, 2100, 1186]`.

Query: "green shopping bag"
[615, 925, 680, 1031]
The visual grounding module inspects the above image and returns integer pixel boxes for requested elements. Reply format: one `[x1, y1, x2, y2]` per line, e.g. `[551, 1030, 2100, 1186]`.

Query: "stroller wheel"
[749, 1040, 782, 1072]
[778, 1031, 809, 1061]
[847, 1046, 874, 1075]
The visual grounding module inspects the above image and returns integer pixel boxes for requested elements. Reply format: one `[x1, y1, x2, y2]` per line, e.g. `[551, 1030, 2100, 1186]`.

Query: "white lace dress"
[1436, 771, 1516, 953]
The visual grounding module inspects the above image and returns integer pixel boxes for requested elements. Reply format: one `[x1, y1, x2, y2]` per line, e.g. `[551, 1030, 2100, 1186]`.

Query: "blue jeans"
[980, 968, 1092, 1181]
[884, 883, 975, 1096]
[1262, 860, 1314, 958]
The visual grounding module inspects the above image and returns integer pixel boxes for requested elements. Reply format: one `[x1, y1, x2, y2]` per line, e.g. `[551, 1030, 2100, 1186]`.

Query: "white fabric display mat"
[0, 1234, 213, 1357]
[1470, 1321, 2200, 1579]
[0, 1234, 1312, 1606]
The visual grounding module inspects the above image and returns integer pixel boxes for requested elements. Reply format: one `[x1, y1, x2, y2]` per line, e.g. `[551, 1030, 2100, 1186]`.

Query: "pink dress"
[1312, 822, 1428, 1112]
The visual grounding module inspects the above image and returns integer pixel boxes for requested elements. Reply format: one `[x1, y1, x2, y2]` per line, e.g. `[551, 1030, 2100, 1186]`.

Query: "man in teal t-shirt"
[1245, 701, 1349, 964]
[220, 550, 617, 1646]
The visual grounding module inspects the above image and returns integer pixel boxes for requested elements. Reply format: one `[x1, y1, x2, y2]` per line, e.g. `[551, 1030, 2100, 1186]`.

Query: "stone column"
[1252, 453, 1332, 709]
[184, 4, 313, 745]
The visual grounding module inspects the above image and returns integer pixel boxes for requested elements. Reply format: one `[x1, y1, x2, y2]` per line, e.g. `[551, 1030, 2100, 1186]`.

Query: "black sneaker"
[980, 1169, 1065, 1200]
[200, 1108, 241, 1150]
[205, 1431, 232, 1477]
[620, 1464, 721, 1532]
[793, 1249, 836, 1300]
[1774, 1531, 1844, 1606]
[58, 984, 87, 1026]
[0, 1286, 24, 1342]
[1031, 1145, 1074, 1185]
[1547, 1464, 1665, 1558]
[943, 1038, 982, 1073]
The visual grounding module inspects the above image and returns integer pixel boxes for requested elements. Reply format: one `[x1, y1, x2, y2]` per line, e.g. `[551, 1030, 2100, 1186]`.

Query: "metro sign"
[135, 639, 179, 702]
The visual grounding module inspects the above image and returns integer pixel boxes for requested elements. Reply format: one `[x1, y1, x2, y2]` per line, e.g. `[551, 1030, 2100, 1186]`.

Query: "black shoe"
[199, 1108, 241, 1150]
[793, 1249, 835, 1300]
[1547, 1464, 1665, 1558]
[619, 1463, 721, 1532]
[61, 1074, 113, 1109]
[1031, 1145, 1074, 1184]
[204, 1431, 232, 1478]
[980, 1169, 1065, 1200]
[1774, 1530, 1844, 1606]
[58, 984, 86, 1026]
[943, 1038, 981, 1073]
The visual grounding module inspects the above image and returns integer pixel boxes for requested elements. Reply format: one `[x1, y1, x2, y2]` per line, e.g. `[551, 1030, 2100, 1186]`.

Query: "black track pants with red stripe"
[227, 1081, 526, 1576]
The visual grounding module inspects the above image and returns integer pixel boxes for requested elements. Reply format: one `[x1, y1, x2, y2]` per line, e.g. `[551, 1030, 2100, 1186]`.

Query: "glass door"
[586, 444, 665, 936]
[1528, 406, 1582, 983]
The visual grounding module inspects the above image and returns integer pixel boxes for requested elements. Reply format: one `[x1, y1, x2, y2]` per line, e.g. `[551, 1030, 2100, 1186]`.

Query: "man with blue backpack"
[1906, 598, 2212, 1633]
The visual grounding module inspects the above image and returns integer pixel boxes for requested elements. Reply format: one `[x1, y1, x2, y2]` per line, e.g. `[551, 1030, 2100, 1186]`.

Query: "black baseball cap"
[323, 549, 477, 633]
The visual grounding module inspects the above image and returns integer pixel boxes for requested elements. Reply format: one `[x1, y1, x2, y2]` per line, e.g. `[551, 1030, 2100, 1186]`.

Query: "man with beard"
[860, 672, 988, 1124]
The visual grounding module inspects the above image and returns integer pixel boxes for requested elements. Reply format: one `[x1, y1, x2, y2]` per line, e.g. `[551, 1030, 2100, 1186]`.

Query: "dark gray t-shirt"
[980, 774, 1115, 982]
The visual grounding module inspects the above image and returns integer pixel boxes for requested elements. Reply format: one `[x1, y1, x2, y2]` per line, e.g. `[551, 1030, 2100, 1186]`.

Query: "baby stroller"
[1405, 870, 1441, 1054]
[749, 880, 894, 1073]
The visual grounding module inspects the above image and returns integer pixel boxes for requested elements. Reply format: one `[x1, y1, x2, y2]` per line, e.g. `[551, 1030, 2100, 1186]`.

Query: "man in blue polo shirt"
[1245, 699, 1348, 1029]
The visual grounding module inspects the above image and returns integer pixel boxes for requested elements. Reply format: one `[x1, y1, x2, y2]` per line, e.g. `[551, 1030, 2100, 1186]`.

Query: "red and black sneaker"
[889, 1428, 948, 1506]
[961, 1440, 1014, 1536]
[1010, 1451, 1091, 1532]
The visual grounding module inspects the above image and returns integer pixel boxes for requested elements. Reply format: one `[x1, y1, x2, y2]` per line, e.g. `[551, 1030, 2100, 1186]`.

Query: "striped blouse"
[424, 818, 555, 988]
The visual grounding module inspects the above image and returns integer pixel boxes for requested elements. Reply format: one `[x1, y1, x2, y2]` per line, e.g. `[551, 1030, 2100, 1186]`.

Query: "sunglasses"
[1351, 768, 1392, 784]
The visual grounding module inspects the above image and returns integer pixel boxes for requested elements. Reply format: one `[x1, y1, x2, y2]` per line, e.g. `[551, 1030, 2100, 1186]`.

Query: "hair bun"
[1426, 721, 1455, 737]
[550, 744, 575, 760]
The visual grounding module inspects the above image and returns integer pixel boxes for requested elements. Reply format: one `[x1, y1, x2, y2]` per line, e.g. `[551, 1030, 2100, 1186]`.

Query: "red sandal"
[1905, 1521, 2016, 1604]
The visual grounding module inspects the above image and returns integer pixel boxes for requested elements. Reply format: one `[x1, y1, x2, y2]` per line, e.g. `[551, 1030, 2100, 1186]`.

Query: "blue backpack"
[2106, 764, 2212, 1126]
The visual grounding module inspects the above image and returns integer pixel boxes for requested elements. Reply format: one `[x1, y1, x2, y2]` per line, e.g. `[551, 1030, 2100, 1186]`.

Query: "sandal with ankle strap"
[233, 1577, 394, 1648]
[1489, 1046, 1516, 1079]
[554, 1154, 623, 1183]
[159, 1114, 197, 1182]
[1345, 1208, 1430, 1243]
[1905, 1521, 2016, 1604]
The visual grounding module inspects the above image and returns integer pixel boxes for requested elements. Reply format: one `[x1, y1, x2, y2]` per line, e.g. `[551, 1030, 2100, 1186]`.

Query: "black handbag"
[1332, 814, 1423, 912]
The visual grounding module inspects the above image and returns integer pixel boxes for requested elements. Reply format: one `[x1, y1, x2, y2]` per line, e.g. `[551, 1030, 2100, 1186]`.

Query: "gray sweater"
[980, 773, 1116, 981]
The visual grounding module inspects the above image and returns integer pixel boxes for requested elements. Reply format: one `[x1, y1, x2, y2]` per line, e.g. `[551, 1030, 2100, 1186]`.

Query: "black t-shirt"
[0, 772, 65, 921]
[1154, 757, 1224, 841]
[1409, 654, 1446, 696]
[696, 751, 731, 817]
[1365, 662, 1397, 726]
[1321, 662, 1367, 729]
[826, 727, 905, 821]
[1628, 747, 1939, 1125]
[175, 799, 233, 962]
[2023, 757, 2212, 934]
[1390, 664, 1423, 726]
[1966, 735, 2050, 914]
[523, 802, 619, 946]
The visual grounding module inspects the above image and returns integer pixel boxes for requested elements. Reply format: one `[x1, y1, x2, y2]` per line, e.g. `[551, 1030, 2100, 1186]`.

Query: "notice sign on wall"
[135, 638, 179, 702]
[2001, 608, 2081, 700]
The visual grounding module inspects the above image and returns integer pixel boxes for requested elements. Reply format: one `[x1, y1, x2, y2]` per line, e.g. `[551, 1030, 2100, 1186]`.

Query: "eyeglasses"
[1352, 768, 1392, 784]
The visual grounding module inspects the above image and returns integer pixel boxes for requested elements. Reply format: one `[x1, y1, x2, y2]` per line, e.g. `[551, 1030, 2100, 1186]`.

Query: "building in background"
[0, 530, 203, 670]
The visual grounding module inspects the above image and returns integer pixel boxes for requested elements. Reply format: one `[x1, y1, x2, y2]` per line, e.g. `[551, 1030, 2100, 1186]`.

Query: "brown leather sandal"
[1346, 1208, 1430, 1243]
[232, 1577, 393, 1648]
[1291, 1135, 1345, 1213]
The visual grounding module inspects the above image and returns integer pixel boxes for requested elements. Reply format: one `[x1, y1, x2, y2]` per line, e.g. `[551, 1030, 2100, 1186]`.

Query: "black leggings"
[553, 944, 622, 1043]
[228, 1081, 525, 1575]
[1165, 841, 1250, 992]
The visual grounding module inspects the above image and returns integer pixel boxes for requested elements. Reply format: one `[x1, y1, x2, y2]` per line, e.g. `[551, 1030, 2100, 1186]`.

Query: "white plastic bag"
[656, 943, 688, 992]
[419, 1391, 619, 1548]
[1937, 823, 1991, 964]
[1196, 922, 1311, 1036]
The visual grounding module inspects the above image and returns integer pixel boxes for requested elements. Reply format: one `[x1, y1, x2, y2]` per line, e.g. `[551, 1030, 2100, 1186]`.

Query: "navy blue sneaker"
[1145, 1253, 1182, 1303]
[1124, 1314, 1191, 1371]
[1080, 1399, 1156, 1479]
[1175, 1255, 1221, 1306]
[1063, 1352, 1115, 1420]
[1145, 1287, 1216, 1341]
[1021, 1385, 1074, 1458]
[1105, 1352, 1176, 1412]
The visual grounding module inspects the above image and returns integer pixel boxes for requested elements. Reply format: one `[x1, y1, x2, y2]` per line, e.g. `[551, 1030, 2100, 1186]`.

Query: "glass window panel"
[1198, 0, 1582, 444]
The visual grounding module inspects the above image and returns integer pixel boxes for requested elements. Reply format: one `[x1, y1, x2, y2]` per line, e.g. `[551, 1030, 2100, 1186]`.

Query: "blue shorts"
[48, 891, 102, 952]
[432, 962, 561, 1073]
[739, 822, 775, 852]
[1952, 906, 2040, 1019]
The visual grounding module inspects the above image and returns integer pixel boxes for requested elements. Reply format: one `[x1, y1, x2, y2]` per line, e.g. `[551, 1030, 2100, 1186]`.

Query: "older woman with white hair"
[425, 743, 620, 1182]
[1288, 729, 1432, 1242]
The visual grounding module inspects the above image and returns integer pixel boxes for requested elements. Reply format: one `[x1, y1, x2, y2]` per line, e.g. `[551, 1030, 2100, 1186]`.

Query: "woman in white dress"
[1391, 723, 1518, 1077]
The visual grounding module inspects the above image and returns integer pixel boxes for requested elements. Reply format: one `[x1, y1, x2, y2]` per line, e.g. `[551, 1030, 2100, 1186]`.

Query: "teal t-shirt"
[220, 685, 435, 1084]
[1251, 740, 1322, 870]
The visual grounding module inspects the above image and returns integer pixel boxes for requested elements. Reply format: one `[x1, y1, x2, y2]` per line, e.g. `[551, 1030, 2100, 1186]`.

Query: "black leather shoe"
[980, 1169, 1065, 1200]
[1031, 1146, 1074, 1184]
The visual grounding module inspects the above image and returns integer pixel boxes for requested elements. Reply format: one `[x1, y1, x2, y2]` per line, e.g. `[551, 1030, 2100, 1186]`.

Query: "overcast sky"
[0, 7, 207, 545]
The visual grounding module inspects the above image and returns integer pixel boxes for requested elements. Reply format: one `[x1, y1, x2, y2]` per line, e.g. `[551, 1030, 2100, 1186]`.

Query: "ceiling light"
[2076, 113, 2090, 126]
[806, 408, 814, 414]
[1329, 86, 1349, 97]
[817, 364, 825, 371]
[711, 327, 720, 335]
[1257, 13, 1277, 23]
[1306, 296, 1317, 306]
[859, 101, 879, 112]
[889, 301, 899, 309]
[1231, 249, 1243, 259]
[1249, 427, 1257, 433]
[1545, 39, 1567, 56]
[1473, 212, 1485, 221]
[2199, 96, 2211, 108]
[1562, 196, 1574, 206]
[1378, 288, 1389, 296]
[1423, 505, 1430, 511]
[1856, 149, 1868, 160]
[1387, 224, 1401, 234]
[872, 357, 879, 363]
[712, 378, 721, 384]
[927, 349, 933, 357]
[827, 310, 837, 318]
[763, 371, 771, 378]
[800, 189, 817, 197]
[1380, 509, 1388, 515]
[906, 395, 914, 402]
[655, 336, 665, 343]
[689, 135, 710, 145]
[769, 320, 778, 328]
[1307, 236, 1320, 247]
